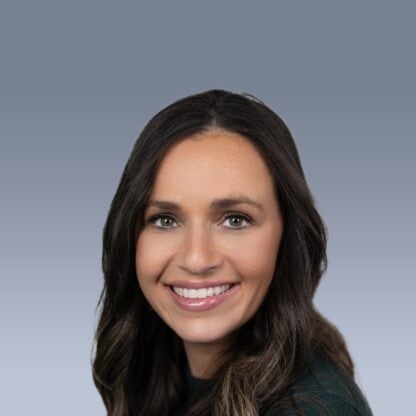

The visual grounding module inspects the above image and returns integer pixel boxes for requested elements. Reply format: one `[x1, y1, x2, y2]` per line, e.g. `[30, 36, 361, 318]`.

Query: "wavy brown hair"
[92, 89, 355, 415]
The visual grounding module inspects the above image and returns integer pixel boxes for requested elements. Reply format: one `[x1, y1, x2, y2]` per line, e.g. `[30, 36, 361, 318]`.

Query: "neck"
[183, 338, 233, 379]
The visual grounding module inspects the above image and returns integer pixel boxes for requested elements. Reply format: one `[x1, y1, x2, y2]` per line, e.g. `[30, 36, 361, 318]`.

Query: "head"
[94, 89, 331, 415]
[135, 129, 284, 371]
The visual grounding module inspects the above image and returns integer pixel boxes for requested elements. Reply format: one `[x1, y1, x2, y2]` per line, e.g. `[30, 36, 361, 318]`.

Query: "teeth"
[173, 284, 231, 299]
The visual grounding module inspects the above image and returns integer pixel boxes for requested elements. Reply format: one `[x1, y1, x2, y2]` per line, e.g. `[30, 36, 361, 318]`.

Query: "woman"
[92, 89, 373, 415]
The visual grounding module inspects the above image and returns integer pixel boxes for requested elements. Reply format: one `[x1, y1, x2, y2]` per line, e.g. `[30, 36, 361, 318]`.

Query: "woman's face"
[136, 130, 284, 348]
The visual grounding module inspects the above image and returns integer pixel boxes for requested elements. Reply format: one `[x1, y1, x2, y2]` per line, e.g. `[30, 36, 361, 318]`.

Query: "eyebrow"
[145, 195, 264, 212]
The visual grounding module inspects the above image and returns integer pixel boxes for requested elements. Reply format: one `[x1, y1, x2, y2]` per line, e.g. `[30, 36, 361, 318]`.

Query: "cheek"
[230, 231, 281, 282]
[135, 233, 165, 286]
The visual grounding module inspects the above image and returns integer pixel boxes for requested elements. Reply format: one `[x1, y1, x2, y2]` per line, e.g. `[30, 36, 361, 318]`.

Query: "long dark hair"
[92, 89, 354, 415]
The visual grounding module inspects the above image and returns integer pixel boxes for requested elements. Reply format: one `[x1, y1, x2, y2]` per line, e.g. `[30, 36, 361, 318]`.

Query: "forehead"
[149, 131, 276, 205]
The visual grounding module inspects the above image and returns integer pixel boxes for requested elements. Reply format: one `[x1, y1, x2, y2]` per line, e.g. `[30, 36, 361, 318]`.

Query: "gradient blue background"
[1, 1, 414, 414]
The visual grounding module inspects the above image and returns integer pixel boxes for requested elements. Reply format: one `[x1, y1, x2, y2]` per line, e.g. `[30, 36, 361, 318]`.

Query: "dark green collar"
[184, 364, 215, 409]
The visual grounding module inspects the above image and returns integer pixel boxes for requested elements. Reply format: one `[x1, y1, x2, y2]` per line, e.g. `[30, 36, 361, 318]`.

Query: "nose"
[177, 222, 223, 276]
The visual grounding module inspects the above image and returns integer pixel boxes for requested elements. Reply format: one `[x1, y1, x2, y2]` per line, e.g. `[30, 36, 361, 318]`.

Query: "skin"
[136, 130, 284, 378]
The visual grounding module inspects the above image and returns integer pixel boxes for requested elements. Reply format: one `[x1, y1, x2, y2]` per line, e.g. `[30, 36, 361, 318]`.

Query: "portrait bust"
[92, 89, 373, 416]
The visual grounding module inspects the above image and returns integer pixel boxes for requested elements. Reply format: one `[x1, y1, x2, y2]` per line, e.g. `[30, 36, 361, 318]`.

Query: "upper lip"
[165, 280, 238, 289]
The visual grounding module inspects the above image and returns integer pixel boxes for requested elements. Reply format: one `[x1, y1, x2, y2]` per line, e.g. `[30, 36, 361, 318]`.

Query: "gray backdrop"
[1, 1, 414, 415]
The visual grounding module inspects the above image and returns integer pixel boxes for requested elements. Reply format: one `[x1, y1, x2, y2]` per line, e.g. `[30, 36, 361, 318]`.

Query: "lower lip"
[166, 284, 240, 312]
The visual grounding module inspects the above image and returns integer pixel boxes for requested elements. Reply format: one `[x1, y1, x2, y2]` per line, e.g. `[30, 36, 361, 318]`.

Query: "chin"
[174, 324, 236, 346]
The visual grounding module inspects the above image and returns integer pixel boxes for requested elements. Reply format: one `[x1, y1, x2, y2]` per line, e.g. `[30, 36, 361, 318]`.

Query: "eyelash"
[146, 211, 253, 230]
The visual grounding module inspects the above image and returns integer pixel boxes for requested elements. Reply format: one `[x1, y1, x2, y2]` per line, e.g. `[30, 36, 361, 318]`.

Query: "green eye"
[147, 214, 177, 229]
[223, 213, 252, 229]
[146, 212, 253, 230]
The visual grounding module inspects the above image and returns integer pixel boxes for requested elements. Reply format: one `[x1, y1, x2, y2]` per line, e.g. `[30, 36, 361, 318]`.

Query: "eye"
[146, 214, 178, 229]
[223, 212, 252, 229]
[146, 212, 253, 230]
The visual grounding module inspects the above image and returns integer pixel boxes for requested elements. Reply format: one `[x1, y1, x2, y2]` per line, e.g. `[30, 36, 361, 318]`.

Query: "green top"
[184, 351, 373, 415]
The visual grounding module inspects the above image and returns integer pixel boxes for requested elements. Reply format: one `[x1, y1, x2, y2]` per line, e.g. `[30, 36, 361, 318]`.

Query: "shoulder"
[263, 352, 373, 416]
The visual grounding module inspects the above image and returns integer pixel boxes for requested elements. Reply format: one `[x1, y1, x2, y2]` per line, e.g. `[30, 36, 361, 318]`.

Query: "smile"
[171, 284, 232, 299]
[167, 283, 240, 312]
